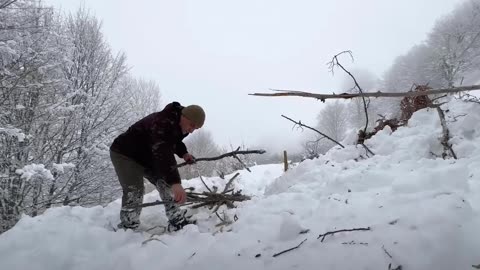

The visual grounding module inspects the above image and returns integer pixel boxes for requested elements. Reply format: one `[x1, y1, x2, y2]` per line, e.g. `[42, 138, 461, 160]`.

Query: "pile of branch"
[187, 173, 250, 212]
[135, 172, 249, 230]
[134, 185, 250, 211]
[132, 148, 265, 211]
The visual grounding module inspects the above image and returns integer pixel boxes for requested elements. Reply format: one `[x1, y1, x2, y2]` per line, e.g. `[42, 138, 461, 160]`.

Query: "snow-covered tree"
[56, 7, 128, 206]
[179, 130, 221, 179]
[0, 0, 65, 232]
[427, 0, 480, 87]
[303, 101, 349, 155]
[317, 101, 349, 142]
[120, 76, 162, 121]
[0, 2, 161, 232]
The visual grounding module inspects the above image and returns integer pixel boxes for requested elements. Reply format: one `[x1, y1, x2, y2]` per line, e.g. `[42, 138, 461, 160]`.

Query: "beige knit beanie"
[182, 105, 205, 128]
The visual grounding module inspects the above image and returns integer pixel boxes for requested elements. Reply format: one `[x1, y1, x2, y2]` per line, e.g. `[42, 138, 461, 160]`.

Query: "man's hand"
[171, 183, 187, 204]
[183, 153, 196, 164]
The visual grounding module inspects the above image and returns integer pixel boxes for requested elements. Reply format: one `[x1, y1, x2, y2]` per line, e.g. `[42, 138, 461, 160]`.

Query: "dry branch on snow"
[130, 148, 264, 211]
[317, 227, 371, 242]
[250, 84, 480, 101]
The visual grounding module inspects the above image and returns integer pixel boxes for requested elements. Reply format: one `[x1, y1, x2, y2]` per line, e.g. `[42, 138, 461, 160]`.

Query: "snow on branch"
[15, 164, 53, 181]
[0, 127, 26, 142]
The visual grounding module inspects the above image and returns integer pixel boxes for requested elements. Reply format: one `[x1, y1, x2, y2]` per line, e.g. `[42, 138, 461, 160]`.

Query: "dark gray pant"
[110, 150, 183, 227]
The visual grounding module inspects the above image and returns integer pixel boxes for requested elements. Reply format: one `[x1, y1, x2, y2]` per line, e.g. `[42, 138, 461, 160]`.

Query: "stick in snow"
[272, 238, 308, 257]
[317, 227, 371, 242]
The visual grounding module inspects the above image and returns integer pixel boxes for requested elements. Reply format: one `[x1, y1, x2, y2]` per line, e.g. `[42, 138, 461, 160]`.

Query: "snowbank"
[1, 99, 479, 270]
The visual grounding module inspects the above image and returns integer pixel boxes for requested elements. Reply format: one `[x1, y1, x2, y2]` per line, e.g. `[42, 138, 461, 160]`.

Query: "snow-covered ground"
[1, 98, 480, 270]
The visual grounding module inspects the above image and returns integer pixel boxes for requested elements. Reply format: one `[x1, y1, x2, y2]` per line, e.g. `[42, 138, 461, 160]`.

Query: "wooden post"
[283, 150, 288, 172]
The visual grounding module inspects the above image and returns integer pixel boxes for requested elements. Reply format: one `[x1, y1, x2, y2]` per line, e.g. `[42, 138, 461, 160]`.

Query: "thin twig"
[212, 202, 222, 213]
[328, 51, 370, 133]
[317, 227, 371, 242]
[272, 238, 308, 257]
[281, 115, 345, 148]
[383, 245, 403, 270]
[0, 0, 17, 9]
[198, 173, 212, 192]
[342, 240, 368, 246]
[361, 143, 375, 156]
[233, 154, 251, 172]
[450, 113, 467, 122]
[382, 245, 393, 259]
[145, 225, 167, 234]
[215, 212, 225, 223]
[141, 237, 168, 246]
[222, 173, 240, 193]
[431, 94, 447, 102]
[389, 264, 403, 270]
[128, 200, 194, 209]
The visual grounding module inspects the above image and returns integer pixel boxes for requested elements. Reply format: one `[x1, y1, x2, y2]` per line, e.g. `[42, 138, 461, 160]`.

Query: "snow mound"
[1, 99, 480, 270]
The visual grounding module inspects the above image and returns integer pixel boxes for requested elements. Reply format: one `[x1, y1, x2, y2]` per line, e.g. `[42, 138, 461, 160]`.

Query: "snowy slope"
[1, 99, 480, 270]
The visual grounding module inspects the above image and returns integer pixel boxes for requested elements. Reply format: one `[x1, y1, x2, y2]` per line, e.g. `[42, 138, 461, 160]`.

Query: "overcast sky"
[45, 0, 464, 154]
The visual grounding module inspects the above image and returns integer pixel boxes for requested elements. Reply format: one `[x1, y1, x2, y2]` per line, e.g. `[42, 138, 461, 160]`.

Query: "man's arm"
[150, 122, 181, 185]
[175, 141, 188, 158]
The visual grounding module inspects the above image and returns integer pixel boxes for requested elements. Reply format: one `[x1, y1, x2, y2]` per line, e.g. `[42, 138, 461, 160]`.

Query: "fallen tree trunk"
[249, 84, 480, 101]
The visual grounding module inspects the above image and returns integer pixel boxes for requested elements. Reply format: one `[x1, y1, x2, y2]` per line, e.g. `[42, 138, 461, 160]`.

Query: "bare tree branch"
[272, 238, 308, 257]
[327, 51, 370, 133]
[430, 104, 457, 159]
[175, 149, 266, 168]
[0, 0, 17, 9]
[281, 115, 345, 148]
[250, 84, 480, 100]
